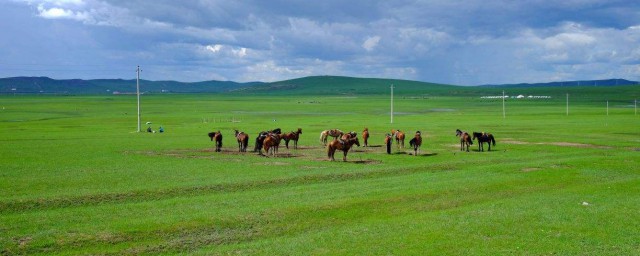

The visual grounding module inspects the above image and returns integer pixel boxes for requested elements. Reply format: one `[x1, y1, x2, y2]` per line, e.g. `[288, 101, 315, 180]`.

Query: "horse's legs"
[343, 150, 348, 162]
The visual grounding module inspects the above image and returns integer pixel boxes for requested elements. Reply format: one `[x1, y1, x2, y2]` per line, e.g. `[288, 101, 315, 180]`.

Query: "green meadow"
[1, 86, 639, 254]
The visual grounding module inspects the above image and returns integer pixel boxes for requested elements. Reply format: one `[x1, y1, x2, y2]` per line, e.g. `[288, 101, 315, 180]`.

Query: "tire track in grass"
[0, 164, 459, 214]
[7, 175, 585, 255]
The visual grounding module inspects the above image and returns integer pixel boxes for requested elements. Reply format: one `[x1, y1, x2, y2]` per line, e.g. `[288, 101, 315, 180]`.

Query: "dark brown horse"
[207, 131, 223, 152]
[327, 136, 360, 161]
[254, 131, 268, 154]
[362, 128, 370, 147]
[409, 131, 422, 156]
[282, 128, 302, 149]
[392, 129, 405, 148]
[254, 128, 281, 154]
[384, 133, 393, 154]
[263, 132, 283, 156]
[472, 132, 496, 152]
[320, 129, 344, 145]
[234, 129, 249, 152]
[456, 129, 473, 152]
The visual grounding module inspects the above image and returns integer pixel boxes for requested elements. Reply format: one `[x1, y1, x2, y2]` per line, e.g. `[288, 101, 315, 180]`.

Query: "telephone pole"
[502, 90, 505, 118]
[136, 65, 141, 132]
[390, 84, 394, 124]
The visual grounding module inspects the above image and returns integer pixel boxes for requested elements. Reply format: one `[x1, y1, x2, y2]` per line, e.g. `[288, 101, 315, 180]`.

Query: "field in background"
[1, 91, 639, 255]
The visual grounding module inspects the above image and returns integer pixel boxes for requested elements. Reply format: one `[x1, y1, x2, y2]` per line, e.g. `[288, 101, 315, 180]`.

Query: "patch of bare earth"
[501, 138, 613, 149]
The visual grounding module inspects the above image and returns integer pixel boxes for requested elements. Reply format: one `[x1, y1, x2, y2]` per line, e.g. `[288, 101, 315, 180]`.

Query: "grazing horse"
[282, 128, 302, 149]
[409, 131, 423, 156]
[456, 129, 473, 152]
[207, 131, 223, 152]
[263, 132, 283, 156]
[392, 129, 405, 148]
[384, 133, 393, 154]
[327, 136, 360, 161]
[362, 128, 370, 147]
[234, 130, 249, 152]
[472, 132, 496, 152]
[320, 129, 344, 145]
[254, 131, 268, 154]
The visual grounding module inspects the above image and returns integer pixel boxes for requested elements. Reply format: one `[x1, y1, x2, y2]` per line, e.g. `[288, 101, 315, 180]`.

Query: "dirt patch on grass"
[522, 167, 542, 172]
[501, 138, 613, 149]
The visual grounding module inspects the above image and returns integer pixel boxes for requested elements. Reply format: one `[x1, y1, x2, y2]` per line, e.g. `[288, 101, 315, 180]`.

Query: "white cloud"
[362, 36, 381, 51]
[232, 47, 247, 58]
[206, 44, 223, 53]
[37, 4, 88, 21]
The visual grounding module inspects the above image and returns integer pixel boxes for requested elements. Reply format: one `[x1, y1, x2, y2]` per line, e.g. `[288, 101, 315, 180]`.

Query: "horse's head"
[297, 128, 302, 134]
[456, 129, 462, 136]
[354, 137, 360, 147]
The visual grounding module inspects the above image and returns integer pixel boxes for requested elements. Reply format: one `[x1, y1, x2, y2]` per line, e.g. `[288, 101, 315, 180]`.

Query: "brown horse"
[392, 129, 405, 148]
[327, 136, 360, 161]
[263, 133, 283, 156]
[207, 131, 223, 152]
[455, 129, 473, 152]
[282, 128, 302, 149]
[362, 128, 370, 147]
[409, 131, 422, 156]
[320, 129, 344, 145]
[384, 133, 393, 154]
[472, 132, 496, 152]
[234, 129, 249, 152]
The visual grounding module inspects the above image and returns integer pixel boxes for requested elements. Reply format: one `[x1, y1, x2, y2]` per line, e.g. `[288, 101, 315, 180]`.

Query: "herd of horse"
[208, 127, 497, 161]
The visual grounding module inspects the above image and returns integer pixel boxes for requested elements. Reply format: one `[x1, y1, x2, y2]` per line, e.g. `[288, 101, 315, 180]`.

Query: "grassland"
[0, 87, 639, 255]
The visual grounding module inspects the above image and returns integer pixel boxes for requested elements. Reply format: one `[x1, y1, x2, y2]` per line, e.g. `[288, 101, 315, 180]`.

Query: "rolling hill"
[0, 76, 262, 94]
[1, 76, 638, 99]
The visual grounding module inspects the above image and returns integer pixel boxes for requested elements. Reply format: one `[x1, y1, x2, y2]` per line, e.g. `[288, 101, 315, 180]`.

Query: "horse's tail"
[409, 138, 416, 147]
[386, 141, 391, 154]
[319, 132, 325, 144]
[491, 135, 496, 146]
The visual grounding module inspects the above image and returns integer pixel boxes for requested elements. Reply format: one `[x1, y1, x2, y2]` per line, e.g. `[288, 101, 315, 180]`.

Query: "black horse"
[472, 132, 496, 152]
[254, 128, 281, 154]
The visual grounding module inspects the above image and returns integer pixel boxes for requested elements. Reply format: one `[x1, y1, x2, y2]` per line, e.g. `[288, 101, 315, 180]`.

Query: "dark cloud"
[1, 0, 639, 84]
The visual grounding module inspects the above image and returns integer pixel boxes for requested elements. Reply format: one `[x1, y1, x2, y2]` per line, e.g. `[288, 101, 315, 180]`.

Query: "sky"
[1, 0, 639, 85]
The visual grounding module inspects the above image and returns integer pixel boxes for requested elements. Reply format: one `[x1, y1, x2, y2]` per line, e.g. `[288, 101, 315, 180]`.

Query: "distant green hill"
[0, 77, 262, 94]
[230, 76, 458, 96]
[1, 76, 638, 101]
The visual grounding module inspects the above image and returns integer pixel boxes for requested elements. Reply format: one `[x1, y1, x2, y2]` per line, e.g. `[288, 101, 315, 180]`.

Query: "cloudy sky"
[1, 0, 639, 85]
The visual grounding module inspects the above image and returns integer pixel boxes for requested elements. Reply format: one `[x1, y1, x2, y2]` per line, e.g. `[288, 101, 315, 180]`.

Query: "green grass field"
[1, 90, 639, 255]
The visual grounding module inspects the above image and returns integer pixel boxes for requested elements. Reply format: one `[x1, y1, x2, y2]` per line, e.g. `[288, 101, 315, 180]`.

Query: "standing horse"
[384, 133, 393, 154]
[409, 131, 423, 156]
[456, 129, 473, 152]
[320, 129, 344, 145]
[327, 136, 360, 161]
[282, 128, 302, 149]
[472, 132, 496, 152]
[234, 130, 249, 152]
[207, 131, 223, 152]
[362, 128, 370, 147]
[392, 129, 405, 148]
[254, 131, 268, 154]
[263, 132, 283, 156]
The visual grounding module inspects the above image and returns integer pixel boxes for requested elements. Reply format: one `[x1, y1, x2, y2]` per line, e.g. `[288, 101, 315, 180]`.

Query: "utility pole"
[502, 90, 506, 118]
[566, 93, 569, 116]
[136, 65, 141, 132]
[390, 84, 394, 124]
